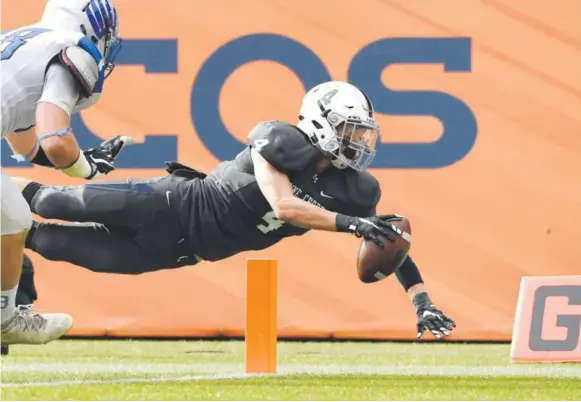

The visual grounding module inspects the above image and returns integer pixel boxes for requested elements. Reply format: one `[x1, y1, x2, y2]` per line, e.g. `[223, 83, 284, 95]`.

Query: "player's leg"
[0, 177, 28, 351]
[1, 255, 39, 354]
[1, 169, 72, 345]
[1, 233, 28, 324]
[20, 174, 193, 274]
[15, 176, 171, 232]
[26, 220, 188, 275]
[16, 255, 37, 306]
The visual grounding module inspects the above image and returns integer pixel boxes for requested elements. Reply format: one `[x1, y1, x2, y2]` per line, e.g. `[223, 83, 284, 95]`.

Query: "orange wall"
[2, 0, 580, 340]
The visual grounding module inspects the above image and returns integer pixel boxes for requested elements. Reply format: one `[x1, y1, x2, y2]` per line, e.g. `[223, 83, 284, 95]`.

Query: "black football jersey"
[170, 121, 381, 261]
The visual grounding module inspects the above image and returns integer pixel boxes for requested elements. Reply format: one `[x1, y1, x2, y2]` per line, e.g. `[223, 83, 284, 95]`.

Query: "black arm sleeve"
[395, 255, 424, 291]
[31, 146, 56, 167]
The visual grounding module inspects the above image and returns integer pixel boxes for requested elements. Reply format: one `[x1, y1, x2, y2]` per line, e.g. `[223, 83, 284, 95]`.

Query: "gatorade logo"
[511, 276, 581, 362]
[529, 285, 581, 352]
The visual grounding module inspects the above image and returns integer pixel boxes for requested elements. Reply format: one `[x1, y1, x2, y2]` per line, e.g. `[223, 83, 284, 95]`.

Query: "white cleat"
[0, 305, 73, 345]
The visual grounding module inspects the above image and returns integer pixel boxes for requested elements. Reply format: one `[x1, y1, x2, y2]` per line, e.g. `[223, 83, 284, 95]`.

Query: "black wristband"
[30, 146, 55, 167]
[336, 214, 357, 233]
[412, 292, 433, 312]
[395, 256, 424, 291]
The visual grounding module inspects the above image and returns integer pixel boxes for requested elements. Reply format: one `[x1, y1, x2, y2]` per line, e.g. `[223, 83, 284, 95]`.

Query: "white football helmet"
[297, 81, 379, 171]
[40, 0, 122, 78]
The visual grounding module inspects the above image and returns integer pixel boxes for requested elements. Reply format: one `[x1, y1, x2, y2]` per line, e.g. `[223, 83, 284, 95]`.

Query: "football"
[356, 217, 412, 283]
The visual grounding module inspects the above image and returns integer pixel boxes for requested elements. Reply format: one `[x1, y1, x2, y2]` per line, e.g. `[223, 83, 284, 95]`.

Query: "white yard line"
[1, 372, 261, 388]
[1, 362, 240, 374]
[2, 363, 580, 388]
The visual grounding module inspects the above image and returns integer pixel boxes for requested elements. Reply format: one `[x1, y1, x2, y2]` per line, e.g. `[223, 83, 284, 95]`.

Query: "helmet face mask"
[297, 81, 380, 171]
[331, 118, 378, 171]
[100, 28, 122, 78]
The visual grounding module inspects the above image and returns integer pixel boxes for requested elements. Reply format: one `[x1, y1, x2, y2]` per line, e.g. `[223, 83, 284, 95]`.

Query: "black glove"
[165, 161, 208, 179]
[84, 147, 115, 179]
[99, 135, 134, 159]
[413, 292, 456, 340]
[336, 214, 403, 248]
[84, 135, 134, 179]
[165, 161, 207, 177]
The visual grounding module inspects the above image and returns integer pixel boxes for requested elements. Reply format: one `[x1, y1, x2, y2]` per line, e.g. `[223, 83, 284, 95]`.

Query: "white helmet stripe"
[86, 1, 106, 38]
[101, 0, 116, 30]
[95, 0, 109, 28]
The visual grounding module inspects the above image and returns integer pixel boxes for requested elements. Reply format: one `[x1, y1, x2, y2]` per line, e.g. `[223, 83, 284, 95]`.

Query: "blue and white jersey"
[0, 25, 101, 138]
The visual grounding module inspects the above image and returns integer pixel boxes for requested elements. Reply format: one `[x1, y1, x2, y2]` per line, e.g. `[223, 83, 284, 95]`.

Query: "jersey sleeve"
[358, 180, 380, 217]
[362, 184, 380, 216]
[342, 171, 381, 217]
[248, 121, 317, 175]
[38, 61, 82, 116]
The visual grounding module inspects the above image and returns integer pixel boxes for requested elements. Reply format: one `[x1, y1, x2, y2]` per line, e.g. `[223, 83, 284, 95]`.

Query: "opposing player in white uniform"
[0, 0, 129, 345]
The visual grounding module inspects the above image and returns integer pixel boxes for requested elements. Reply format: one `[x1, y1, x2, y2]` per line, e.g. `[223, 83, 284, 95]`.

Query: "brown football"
[356, 217, 412, 283]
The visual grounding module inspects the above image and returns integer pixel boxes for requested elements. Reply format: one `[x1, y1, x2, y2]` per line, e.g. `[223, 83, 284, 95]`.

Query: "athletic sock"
[0, 286, 18, 326]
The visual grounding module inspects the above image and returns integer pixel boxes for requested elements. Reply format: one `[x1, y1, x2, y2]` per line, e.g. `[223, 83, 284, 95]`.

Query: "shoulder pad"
[58, 46, 100, 97]
[248, 121, 319, 175]
[248, 121, 302, 143]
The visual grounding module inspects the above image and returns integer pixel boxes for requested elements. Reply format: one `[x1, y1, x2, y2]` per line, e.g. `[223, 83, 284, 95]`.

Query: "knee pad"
[15, 204, 33, 234]
[1, 171, 33, 235]
[32, 188, 76, 219]
[19, 207, 33, 233]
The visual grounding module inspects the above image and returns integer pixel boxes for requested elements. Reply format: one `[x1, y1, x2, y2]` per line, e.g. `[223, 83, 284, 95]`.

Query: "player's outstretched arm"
[35, 102, 90, 170]
[252, 148, 401, 246]
[252, 148, 339, 231]
[32, 102, 115, 179]
[396, 256, 456, 340]
[5, 113, 84, 173]
[7, 62, 121, 179]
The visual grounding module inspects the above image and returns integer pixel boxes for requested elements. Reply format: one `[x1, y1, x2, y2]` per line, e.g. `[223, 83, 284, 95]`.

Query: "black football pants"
[24, 176, 198, 275]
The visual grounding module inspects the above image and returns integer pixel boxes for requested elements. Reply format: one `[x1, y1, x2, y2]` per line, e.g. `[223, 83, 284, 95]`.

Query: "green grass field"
[1, 340, 579, 400]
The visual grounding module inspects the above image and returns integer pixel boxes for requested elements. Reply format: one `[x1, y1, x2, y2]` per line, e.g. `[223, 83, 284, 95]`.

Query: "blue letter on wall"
[191, 34, 331, 161]
[72, 39, 179, 168]
[349, 37, 477, 168]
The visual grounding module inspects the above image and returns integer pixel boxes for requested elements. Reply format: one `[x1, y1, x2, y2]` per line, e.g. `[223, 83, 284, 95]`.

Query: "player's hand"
[84, 147, 116, 179]
[336, 214, 403, 248]
[165, 161, 207, 177]
[165, 161, 193, 174]
[99, 135, 134, 160]
[84, 136, 134, 179]
[413, 293, 456, 340]
[416, 305, 456, 340]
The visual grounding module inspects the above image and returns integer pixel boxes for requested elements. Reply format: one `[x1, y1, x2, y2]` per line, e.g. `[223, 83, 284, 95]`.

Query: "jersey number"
[1, 28, 50, 61]
[253, 139, 269, 151]
[257, 211, 284, 234]
[320, 88, 339, 105]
